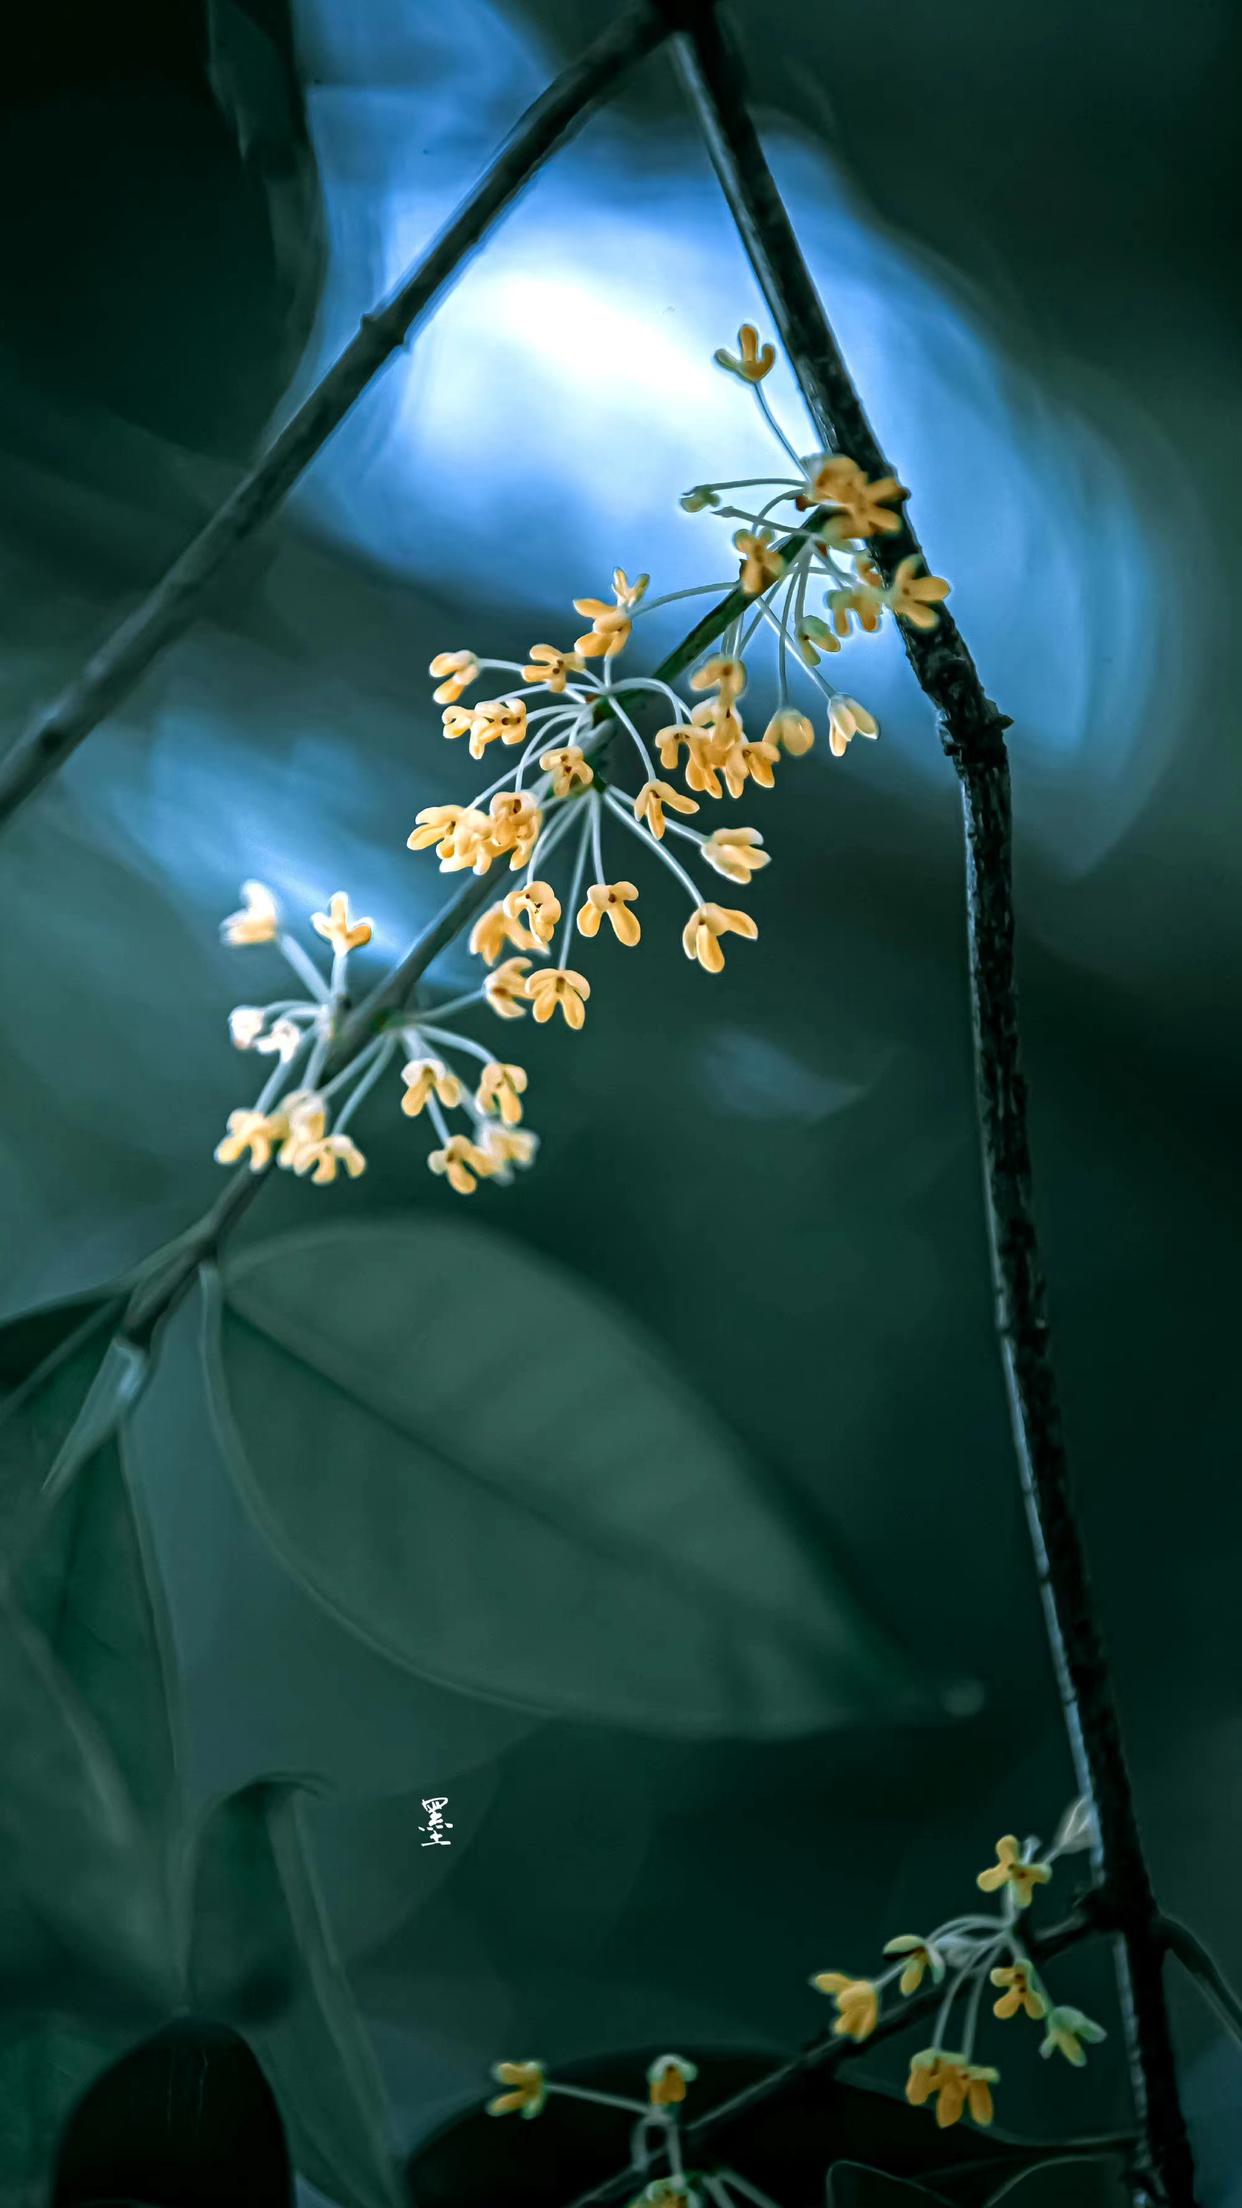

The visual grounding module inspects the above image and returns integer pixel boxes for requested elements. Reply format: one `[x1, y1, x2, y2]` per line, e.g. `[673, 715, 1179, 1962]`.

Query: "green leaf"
[0, 1292, 181, 1833]
[203, 1219, 920, 1737]
[983, 2159, 1129, 2207]
[0, 2016, 120, 2208]
[828, 2168, 953, 2207]
[184, 1780, 403, 2208]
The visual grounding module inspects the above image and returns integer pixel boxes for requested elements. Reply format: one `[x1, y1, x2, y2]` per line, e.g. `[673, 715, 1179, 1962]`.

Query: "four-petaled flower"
[481, 1124, 538, 1174]
[428, 649, 479, 705]
[430, 1135, 496, 1197]
[503, 879, 561, 948]
[733, 527, 784, 597]
[713, 322, 776, 383]
[539, 744, 595, 798]
[690, 654, 747, 703]
[811, 1973, 879, 2042]
[578, 881, 641, 946]
[682, 903, 758, 974]
[476, 1061, 528, 1125]
[469, 902, 539, 964]
[522, 643, 585, 692]
[976, 1835, 1052, 1909]
[526, 967, 591, 1028]
[488, 789, 542, 869]
[401, 1058, 463, 1116]
[991, 1961, 1047, 2022]
[886, 554, 951, 630]
[906, 2051, 998, 2129]
[221, 880, 279, 947]
[765, 708, 815, 757]
[702, 827, 768, 884]
[295, 1131, 367, 1185]
[573, 569, 647, 659]
[485, 957, 533, 1018]
[647, 2053, 698, 2107]
[634, 779, 699, 840]
[827, 696, 880, 759]
[1040, 2006, 1107, 2067]
[487, 2059, 547, 2119]
[214, 1109, 281, 1172]
[882, 1936, 946, 1998]
[806, 454, 907, 539]
[273, 1092, 326, 1171]
[311, 891, 373, 957]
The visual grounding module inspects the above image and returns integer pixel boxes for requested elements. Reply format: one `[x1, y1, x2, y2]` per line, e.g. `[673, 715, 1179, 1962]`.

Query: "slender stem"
[664, 6, 1195, 2202]
[1160, 1917, 1242, 2046]
[0, 2, 668, 831]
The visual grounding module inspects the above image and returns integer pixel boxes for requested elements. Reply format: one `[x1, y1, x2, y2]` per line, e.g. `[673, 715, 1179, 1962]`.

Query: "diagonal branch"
[662, 4, 1196, 2201]
[0, 1, 666, 834]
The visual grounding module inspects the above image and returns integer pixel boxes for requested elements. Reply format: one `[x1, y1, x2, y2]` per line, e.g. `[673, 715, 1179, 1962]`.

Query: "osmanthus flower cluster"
[810, 1800, 1105, 2132]
[209, 320, 952, 1199]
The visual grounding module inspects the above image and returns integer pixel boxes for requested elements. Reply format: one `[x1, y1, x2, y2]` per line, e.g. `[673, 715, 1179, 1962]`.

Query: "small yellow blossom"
[690, 654, 747, 703]
[573, 570, 646, 659]
[522, 643, 585, 692]
[400, 1058, 463, 1116]
[733, 527, 784, 597]
[526, 966, 591, 1029]
[428, 649, 479, 705]
[907, 2052, 998, 2129]
[991, 1962, 1048, 2022]
[802, 453, 868, 506]
[795, 614, 841, 664]
[408, 804, 467, 859]
[430, 1135, 496, 1196]
[734, 738, 779, 792]
[485, 957, 533, 1019]
[296, 1132, 367, 1186]
[503, 879, 560, 948]
[486, 2059, 546, 2119]
[765, 708, 815, 757]
[476, 1061, 528, 1125]
[311, 891, 373, 957]
[806, 454, 907, 538]
[479, 1123, 538, 1173]
[886, 553, 951, 630]
[1040, 2007, 1106, 2066]
[647, 2053, 698, 2107]
[488, 790, 543, 869]
[679, 484, 720, 513]
[241, 1015, 304, 1064]
[469, 901, 538, 964]
[577, 881, 641, 946]
[444, 697, 527, 761]
[273, 1092, 326, 1171]
[634, 779, 699, 840]
[682, 903, 758, 975]
[539, 744, 595, 798]
[811, 1973, 879, 2043]
[228, 1006, 266, 1049]
[221, 880, 279, 947]
[827, 583, 885, 639]
[713, 322, 776, 383]
[434, 806, 495, 875]
[214, 1109, 281, 1172]
[701, 826, 769, 885]
[612, 567, 648, 610]
[977, 1835, 1052, 1909]
[882, 1936, 946, 1997]
[827, 696, 880, 759]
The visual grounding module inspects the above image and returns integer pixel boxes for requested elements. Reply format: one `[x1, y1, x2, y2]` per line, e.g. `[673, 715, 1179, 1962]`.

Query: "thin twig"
[0, 3, 666, 832]
[662, 5, 1196, 2201]
[1160, 1917, 1242, 2047]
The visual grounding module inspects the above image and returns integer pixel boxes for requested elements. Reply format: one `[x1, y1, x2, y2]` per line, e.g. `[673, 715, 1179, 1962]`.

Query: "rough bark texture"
[0, 2, 666, 831]
[662, 3, 1196, 2200]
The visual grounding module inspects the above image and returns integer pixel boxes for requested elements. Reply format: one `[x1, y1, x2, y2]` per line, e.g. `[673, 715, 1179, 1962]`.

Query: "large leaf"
[203, 1220, 920, 1737]
[0, 2019, 121, 2208]
[0, 1293, 181, 1831]
[184, 1781, 403, 2208]
[828, 2170, 951, 2207]
[983, 2161, 1129, 2207]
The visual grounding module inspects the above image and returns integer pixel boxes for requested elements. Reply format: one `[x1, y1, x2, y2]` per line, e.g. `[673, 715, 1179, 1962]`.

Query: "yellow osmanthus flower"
[906, 2052, 998, 2129]
[485, 957, 533, 1018]
[991, 1962, 1047, 2022]
[1041, 2007, 1107, 2066]
[522, 643, 585, 692]
[296, 1132, 367, 1185]
[690, 654, 747, 704]
[577, 881, 641, 946]
[476, 1061, 528, 1125]
[408, 805, 468, 860]
[444, 696, 527, 761]
[733, 527, 784, 596]
[488, 790, 543, 869]
[714, 322, 776, 383]
[228, 1006, 266, 1049]
[827, 582, 885, 639]
[811, 1973, 879, 2043]
[503, 879, 560, 948]
[526, 967, 591, 1029]
[682, 903, 758, 974]
[481, 1124, 538, 1172]
[311, 891, 373, 956]
[400, 1058, 463, 1117]
[429, 1135, 495, 1196]
[795, 615, 841, 665]
[573, 569, 647, 659]
[806, 453, 907, 539]
[214, 1109, 282, 1172]
[977, 1835, 1052, 1909]
[882, 1936, 946, 1997]
[634, 779, 699, 840]
[221, 880, 279, 947]
[827, 696, 880, 759]
[765, 708, 815, 757]
[273, 1092, 326, 1171]
[469, 901, 539, 964]
[647, 2053, 698, 2107]
[487, 2060, 546, 2119]
[702, 826, 769, 885]
[428, 650, 479, 704]
[434, 806, 495, 876]
[540, 744, 594, 798]
[887, 553, 951, 630]
[733, 737, 779, 793]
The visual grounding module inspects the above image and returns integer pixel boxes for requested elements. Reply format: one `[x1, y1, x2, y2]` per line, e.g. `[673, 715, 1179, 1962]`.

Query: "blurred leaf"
[0, 1294, 181, 1833]
[827, 2168, 952, 2207]
[203, 1220, 919, 1737]
[50, 2018, 293, 2207]
[183, 1781, 403, 2208]
[0, 2019, 120, 2208]
[983, 2160, 1129, 2206]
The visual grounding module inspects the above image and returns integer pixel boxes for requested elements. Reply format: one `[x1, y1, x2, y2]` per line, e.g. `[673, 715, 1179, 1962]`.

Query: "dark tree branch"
[0, 2, 667, 833]
[660, 4, 1197, 2202]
